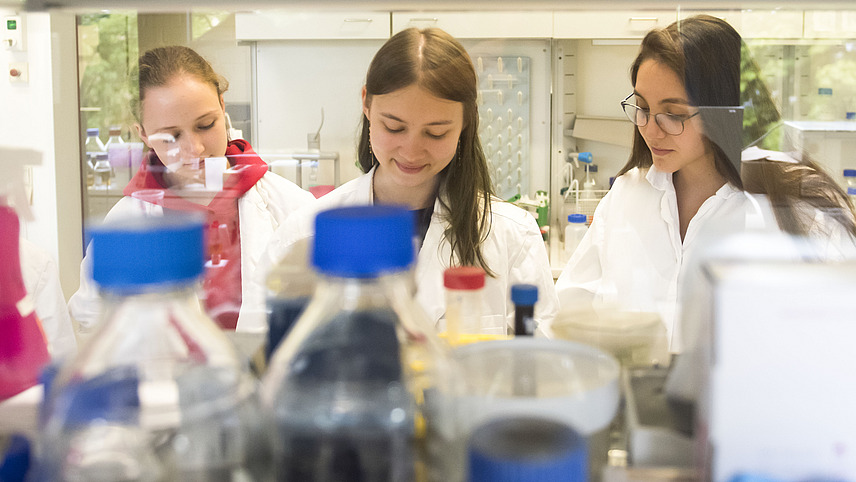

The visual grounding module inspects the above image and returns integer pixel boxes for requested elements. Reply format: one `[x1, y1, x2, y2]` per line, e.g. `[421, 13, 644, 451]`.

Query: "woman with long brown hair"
[267, 28, 558, 335]
[556, 15, 856, 351]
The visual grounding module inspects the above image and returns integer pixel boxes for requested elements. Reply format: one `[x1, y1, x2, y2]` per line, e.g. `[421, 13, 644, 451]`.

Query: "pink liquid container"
[0, 203, 50, 401]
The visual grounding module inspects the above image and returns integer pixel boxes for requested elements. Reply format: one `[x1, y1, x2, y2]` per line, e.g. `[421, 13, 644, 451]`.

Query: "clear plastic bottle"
[262, 206, 463, 482]
[443, 266, 486, 346]
[84, 128, 105, 164]
[84, 128, 106, 188]
[0, 196, 50, 401]
[105, 126, 130, 186]
[563, 213, 588, 263]
[104, 126, 125, 148]
[39, 215, 266, 481]
[92, 152, 112, 188]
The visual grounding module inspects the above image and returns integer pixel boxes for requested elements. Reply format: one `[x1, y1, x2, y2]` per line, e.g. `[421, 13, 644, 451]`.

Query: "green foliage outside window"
[78, 13, 139, 143]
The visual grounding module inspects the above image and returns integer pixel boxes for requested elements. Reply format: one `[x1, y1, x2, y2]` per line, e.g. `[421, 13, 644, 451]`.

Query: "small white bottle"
[564, 214, 588, 263]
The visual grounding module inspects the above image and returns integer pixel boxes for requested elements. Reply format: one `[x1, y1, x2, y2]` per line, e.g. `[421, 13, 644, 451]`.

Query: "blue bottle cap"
[843, 169, 856, 177]
[577, 152, 592, 163]
[86, 128, 99, 136]
[468, 417, 587, 481]
[313, 205, 414, 277]
[510, 284, 538, 306]
[0, 434, 31, 482]
[568, 214, 587, 224]
[89, 214, 205, 289]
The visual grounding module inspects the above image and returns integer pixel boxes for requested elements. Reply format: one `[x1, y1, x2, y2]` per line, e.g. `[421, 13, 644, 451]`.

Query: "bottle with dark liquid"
[262, 206, 464, 481]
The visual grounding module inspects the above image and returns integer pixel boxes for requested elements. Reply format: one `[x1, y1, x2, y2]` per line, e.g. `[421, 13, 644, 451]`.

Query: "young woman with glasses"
[556, 15, 856, 352]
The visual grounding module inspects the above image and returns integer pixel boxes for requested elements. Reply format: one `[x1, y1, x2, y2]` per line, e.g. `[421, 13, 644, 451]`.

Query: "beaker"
[130, 189, 164, 217]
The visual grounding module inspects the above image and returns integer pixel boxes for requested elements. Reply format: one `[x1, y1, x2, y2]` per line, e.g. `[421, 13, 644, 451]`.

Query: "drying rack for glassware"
[562, 178, 608, 224]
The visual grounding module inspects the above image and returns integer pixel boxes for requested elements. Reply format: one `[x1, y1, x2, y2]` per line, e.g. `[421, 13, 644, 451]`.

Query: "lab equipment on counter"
[262, 206, 464, 482]
[552, 307, 669, 368]
[454, 338, 619, 480]
[468, 416, 587, 481]
[39, 215, 265, 481]
[511, 284, 537, 337]
[564, 213, 588, 263]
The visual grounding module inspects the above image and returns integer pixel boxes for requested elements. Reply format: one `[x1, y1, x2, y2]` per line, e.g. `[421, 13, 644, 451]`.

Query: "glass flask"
[38, 215, 266, 481]
[262, 205, 464, 482]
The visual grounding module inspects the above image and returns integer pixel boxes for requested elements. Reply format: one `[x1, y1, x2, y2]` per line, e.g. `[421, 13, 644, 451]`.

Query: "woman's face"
[363, 84, 463, 205]
[137, 75, 227, 187]
[633, 59, 712, 176]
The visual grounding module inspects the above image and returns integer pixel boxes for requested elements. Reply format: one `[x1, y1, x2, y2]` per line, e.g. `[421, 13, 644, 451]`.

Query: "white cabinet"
[679, 10, 803, 39]
[804, 10, 856, 39]
[553, 10, 676, 39]
[392, 11, 553, 38]
[235, 11, 391, 40]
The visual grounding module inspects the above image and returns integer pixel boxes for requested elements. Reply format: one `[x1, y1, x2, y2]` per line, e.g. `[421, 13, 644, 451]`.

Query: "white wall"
[0, 10, 82, 300]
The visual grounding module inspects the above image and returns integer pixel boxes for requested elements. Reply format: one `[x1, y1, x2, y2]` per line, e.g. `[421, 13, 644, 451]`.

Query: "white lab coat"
[20, 239, 77, 361]
[69, 171, 315, 332]
[556, 165, 779, 352]
[251, 167, 559, 336]
[556, 162, 856, 353]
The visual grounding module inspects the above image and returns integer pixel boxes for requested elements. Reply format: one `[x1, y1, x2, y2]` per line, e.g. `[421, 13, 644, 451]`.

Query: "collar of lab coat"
[644, 164, 742, 200]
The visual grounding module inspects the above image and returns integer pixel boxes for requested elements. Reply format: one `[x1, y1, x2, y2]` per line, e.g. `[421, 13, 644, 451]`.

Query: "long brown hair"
[618, 15, 856, 237]
[132, 46, 228, 123]
[358, 28, 495, 273]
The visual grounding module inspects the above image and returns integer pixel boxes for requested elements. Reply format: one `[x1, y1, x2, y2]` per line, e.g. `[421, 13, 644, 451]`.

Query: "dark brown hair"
[358, 28, 495, 273]
[618, 15, 856, 238]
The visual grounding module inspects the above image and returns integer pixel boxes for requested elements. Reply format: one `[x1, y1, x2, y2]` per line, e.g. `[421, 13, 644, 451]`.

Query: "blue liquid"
[272, 308, 415, 481]
[265, 297, 310, 362]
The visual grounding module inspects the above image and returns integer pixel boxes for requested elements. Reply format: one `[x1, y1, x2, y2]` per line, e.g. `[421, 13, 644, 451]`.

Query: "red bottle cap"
[444, 266, 486, 290]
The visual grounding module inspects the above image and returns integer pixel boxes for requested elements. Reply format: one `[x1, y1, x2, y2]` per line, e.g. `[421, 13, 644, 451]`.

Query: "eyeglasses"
[620, 93, 700, 136]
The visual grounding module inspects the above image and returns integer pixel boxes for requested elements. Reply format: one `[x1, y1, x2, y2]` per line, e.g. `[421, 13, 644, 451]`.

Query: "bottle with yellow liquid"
[442, 267, 508, 347]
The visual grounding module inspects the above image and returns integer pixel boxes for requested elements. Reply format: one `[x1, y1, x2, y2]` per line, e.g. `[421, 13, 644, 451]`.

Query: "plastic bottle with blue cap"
[261, 205, 464, 481]
[38, 215, 265, 481]
[563, 213, 589, 264]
